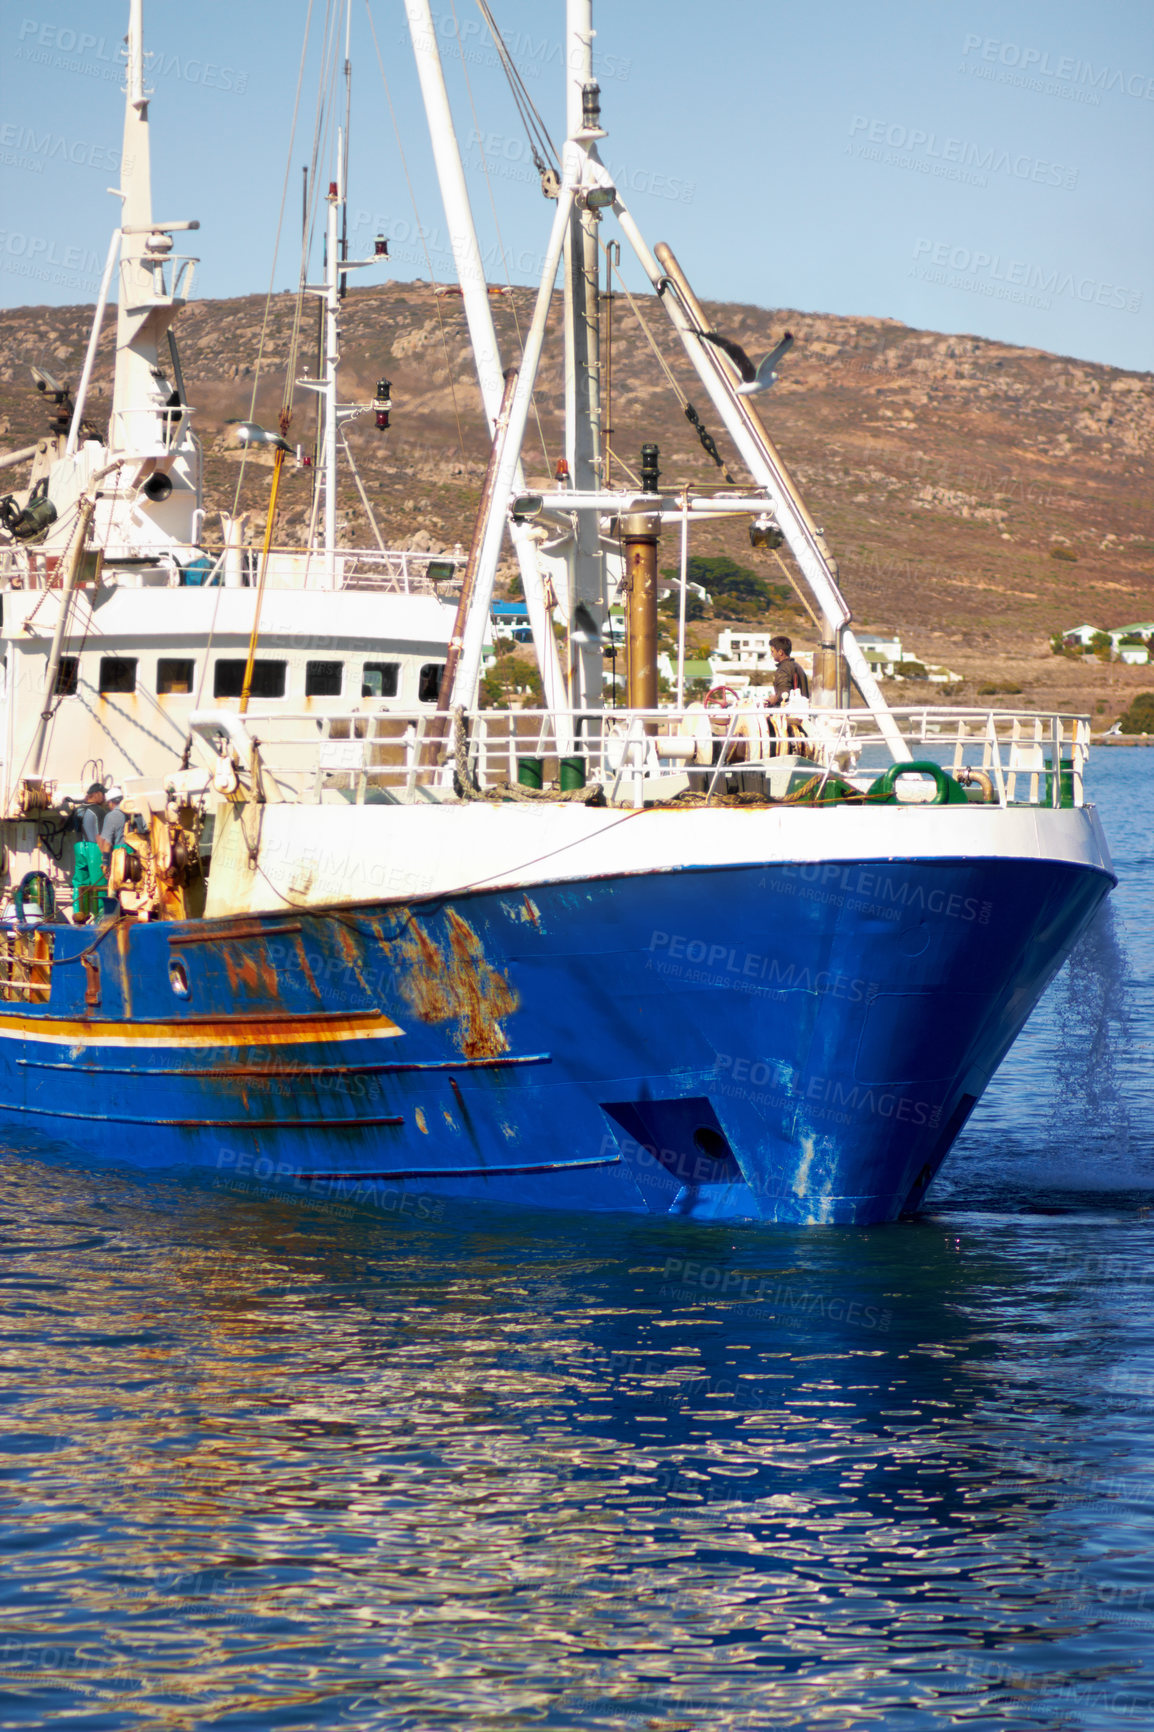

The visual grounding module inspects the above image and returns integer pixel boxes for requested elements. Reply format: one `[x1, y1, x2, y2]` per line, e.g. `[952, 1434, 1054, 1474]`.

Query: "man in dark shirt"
[767, 636, 810, 706]
[99, 787, 126, 858]
[73, 783, 106, 923]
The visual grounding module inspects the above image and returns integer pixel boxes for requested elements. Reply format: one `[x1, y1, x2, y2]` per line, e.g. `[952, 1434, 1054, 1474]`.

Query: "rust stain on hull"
[221, 942, 279, 1000]
[391, 908, 518, 1059]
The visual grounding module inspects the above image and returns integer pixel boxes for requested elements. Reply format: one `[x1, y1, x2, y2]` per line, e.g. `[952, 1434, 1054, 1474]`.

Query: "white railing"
[122, 252, 197, 305]
[195, 703, 1093, 811]
[336, 549, 462, 593]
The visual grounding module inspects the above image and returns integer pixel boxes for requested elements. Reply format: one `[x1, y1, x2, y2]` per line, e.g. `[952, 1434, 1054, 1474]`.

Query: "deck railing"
[193, 703, 1093, 811]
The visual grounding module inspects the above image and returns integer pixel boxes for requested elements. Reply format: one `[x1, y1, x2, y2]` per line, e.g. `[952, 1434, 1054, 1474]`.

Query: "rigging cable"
[194, 0, 322, 726]
[473, 0, 559, 185]
[364, 0, 468, 465]
[229, 0, 321, 528]
[451, 0, 552, 470]
[602, 242, 739, 487]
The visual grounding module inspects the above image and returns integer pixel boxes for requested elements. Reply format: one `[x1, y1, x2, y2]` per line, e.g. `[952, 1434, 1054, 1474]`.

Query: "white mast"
[404, 0, 567, 719]
[41, 0, 202, 560]
[300, 1, 388, 591]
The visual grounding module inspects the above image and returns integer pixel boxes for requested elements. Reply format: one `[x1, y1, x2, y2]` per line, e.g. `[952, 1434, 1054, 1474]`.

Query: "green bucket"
[559, 756, 586, 791]
[517, 756, 544, 790]
[1043, 762, 1076, 808]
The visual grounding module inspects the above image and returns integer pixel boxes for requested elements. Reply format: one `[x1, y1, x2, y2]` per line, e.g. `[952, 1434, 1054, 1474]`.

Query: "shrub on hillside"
[1116, 692, 1154, 734]
[659, 555, 791, 623]
[480, 654, 542, 708]
[1049, 546, 1078, 562]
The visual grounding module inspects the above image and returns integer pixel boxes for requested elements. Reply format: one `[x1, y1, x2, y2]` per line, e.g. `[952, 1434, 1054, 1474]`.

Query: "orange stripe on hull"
[0, 1011, 404, 1050]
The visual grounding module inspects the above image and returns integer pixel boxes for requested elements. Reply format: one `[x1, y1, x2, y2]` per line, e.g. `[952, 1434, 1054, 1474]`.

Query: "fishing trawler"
[0, 0, 1114, 1224]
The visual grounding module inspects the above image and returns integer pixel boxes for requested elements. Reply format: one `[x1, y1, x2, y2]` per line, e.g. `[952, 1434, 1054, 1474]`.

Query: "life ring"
[872, 760, 965, 806]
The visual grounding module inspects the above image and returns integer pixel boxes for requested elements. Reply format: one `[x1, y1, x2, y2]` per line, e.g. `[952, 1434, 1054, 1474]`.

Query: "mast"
[109, 0, 154, 448]
[299, 0, 387, 591]
[562, 0, 606, 711]
[106, 0, 200, 524]
[37, 0, 202, 560]
[323, 168, 342, 588]
[403, 0, 567, 720]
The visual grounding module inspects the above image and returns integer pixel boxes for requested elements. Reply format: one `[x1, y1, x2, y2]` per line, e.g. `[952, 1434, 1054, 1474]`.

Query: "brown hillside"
[1, 284, 1152, 717]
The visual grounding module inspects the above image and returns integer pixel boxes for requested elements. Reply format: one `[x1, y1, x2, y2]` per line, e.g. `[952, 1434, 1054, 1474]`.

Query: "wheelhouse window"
[213, 659, 287, 699]
[418, 662, 444, 703]
[157, 658, 195, 695]
[99, 657, 137, 695]
[54, 657, 79, 696]
[306, 660, 343, 697]
[362, 661, 399, 699]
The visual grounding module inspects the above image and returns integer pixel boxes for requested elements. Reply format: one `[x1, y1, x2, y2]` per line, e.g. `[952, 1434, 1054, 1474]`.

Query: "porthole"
[693, 1125, 729, 1161]
[169, 959, 190, 998]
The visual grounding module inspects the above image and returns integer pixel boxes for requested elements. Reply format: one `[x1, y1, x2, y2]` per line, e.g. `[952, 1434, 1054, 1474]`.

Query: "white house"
[1061, 623, 1151, 662]
[1110, 622, 1153, 665]
[1062, 624, 1104, 647]
[712, 630, 778, 674]
[856, 632, 904, 676]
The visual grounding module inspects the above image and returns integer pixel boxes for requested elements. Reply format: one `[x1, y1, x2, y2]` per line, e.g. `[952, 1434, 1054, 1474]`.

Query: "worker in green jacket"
[73, 782, 107, 923]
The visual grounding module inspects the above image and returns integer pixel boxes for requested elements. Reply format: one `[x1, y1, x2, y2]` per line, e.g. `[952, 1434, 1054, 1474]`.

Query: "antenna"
[339, 0, 351, 299]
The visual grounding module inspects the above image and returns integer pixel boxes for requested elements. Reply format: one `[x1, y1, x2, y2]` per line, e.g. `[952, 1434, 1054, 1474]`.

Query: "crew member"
[99, 786, 127, 858]
[767, 636, 810, 707]
[72, 783, 106, 923]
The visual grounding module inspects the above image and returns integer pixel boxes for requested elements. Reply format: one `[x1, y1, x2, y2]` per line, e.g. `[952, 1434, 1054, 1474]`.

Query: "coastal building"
[711, 630, 777, 675]
[855, 632, 904, 677]
[1060, 623, 1152, 663]
[491, 599, 532, 644]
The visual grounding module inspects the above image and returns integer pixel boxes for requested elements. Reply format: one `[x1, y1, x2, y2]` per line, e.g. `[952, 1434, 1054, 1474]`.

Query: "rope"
[228, 0, 319, 525]
[603, 245, 737, 485]
[452, 705, 480, 798]
[474, 0, 559, 178]
[447, 0, 551, 470]
[339, 432, 386, 551]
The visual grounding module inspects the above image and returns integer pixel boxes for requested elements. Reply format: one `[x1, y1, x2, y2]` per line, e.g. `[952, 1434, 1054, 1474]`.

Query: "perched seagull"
[227, 419, 293, 452]
[698, 329, 794, 396]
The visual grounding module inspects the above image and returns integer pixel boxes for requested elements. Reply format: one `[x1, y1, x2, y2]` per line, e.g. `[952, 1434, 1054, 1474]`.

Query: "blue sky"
[1, 0, 1151, 371]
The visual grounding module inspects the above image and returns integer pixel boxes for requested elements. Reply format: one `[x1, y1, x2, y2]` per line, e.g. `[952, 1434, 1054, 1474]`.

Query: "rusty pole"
[622, 520, 659, 710]
[622, 443, 661, 710]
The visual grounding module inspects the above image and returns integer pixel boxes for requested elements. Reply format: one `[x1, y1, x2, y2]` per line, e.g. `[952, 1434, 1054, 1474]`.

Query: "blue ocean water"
[1, 754, 1151, 1731]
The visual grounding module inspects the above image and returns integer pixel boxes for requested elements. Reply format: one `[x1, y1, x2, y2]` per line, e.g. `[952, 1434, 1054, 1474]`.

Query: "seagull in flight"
[698, 329, 794, 395]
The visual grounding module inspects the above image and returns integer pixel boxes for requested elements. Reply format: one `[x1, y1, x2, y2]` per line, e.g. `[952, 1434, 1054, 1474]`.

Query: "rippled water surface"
[2, 755, 1152, 1731]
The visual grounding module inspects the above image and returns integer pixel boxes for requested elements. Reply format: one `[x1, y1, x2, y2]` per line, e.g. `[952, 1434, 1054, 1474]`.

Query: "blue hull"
[0, 854, 1112, 1223]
